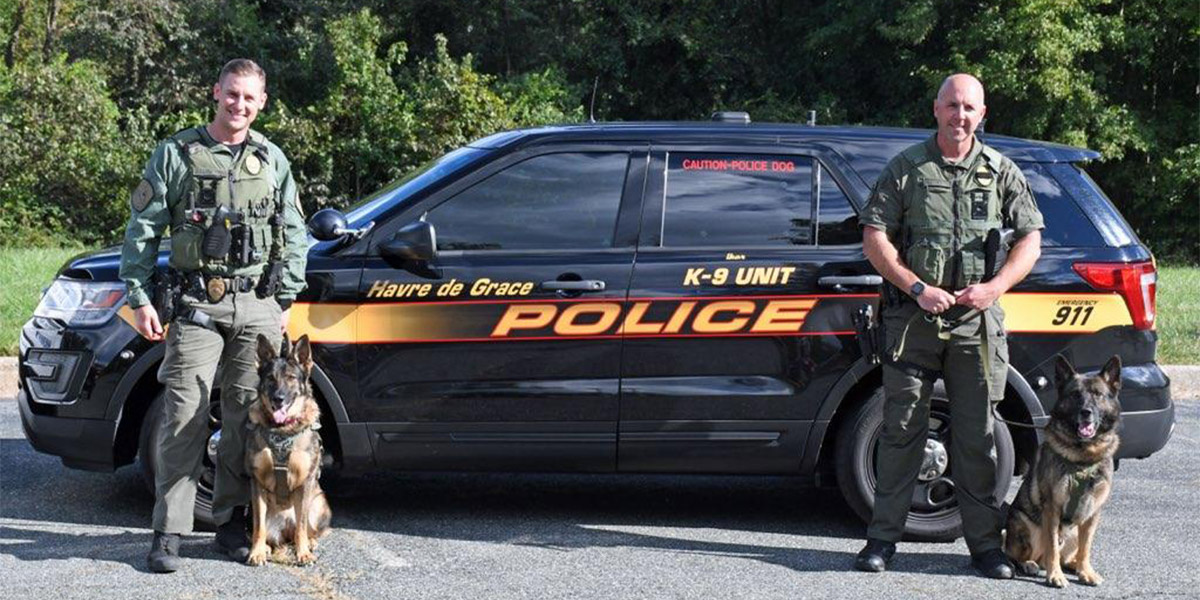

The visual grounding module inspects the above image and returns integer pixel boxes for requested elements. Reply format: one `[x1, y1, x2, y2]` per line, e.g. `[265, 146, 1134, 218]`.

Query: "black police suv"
[19, 117, 1174, 541]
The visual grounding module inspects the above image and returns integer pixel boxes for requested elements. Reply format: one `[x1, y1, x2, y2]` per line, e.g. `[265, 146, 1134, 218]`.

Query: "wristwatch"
[909, 281, 926, 298]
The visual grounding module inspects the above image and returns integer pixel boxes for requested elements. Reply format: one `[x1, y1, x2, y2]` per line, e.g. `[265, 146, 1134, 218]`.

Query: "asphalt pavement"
[1, 383, 1197, 599]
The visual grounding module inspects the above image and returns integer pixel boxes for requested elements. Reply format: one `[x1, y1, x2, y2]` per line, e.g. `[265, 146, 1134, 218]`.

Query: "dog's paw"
[1046, 570, 1069, 588]
[1017, 561, 1041, 577]
[1077, 568, 1103, 586]
[246, 547, 270, 567]
[295, 549, 317, 566]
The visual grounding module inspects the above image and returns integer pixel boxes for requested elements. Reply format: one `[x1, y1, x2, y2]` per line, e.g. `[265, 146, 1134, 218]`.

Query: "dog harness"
[1010, 460, 1103, 526]
[1061, 461, 1103, 524]
[251, 421, 322, 504]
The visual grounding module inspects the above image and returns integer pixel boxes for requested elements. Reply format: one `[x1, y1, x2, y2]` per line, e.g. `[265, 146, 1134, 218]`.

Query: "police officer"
[119, 59, 307, 573]
[855, 74, 1043, 579]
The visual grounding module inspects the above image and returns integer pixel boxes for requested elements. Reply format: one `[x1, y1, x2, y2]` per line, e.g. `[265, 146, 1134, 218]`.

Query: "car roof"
[469, 122, 1101, 164]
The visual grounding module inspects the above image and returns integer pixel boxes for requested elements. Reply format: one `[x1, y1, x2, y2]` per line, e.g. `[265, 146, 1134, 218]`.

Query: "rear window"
[1020, 163, 1105, 247]
[1047, 163, 1139, 248]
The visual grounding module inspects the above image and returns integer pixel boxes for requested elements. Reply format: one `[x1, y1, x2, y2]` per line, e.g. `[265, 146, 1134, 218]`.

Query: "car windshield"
[344, 146, 491, 227]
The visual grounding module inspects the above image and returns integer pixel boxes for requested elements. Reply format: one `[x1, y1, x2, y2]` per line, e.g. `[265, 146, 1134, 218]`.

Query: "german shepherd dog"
[1005, 355, 1122, 587]
[245, 333, 332, 566]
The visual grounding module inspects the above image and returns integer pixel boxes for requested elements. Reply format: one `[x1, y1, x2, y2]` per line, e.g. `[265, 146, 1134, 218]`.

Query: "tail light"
[1072, 261, 1157, 330]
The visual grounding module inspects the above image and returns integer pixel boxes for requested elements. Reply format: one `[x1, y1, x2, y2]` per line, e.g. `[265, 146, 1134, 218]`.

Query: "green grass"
[0, 247, 84, 355]
[1, 248, 1198, 363]
[1156, 265, 1200, 365]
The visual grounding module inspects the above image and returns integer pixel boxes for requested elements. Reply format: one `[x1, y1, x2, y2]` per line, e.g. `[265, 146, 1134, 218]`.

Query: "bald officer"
[855, 74, 1044, 579]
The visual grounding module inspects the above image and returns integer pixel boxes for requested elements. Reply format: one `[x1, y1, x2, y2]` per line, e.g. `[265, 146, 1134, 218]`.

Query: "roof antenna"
[588, 77, 599, 124]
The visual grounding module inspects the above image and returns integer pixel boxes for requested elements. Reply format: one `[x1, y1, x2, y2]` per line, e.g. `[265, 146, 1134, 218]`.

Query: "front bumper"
[18, 388, 119, 471]
[18, 311, 158, 470]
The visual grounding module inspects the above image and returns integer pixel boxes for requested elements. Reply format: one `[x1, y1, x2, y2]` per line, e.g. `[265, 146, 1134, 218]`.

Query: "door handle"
[818, 275, 883, 293]
[540, 280, 607, 292]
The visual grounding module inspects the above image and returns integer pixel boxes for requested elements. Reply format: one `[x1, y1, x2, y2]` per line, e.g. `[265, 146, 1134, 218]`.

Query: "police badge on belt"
[206, 276, 227, 303]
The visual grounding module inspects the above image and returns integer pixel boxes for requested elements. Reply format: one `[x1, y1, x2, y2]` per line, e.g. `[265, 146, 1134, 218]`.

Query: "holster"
[150, 270, 179, 324]
[852, 303, 885, 365]
[255, 262, 285, 299]
[984, 227, 1015, 282]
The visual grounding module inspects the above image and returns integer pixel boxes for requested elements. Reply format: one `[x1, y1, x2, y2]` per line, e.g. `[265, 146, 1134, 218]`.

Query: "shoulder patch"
[131, 180, 154, 212]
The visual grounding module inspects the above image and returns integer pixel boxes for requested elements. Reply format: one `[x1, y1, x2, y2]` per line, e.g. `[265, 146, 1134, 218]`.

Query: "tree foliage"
[0, 0, 1194, 260]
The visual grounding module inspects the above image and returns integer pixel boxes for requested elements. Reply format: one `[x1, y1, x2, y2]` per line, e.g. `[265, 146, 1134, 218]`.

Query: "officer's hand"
[955, 283, 1001, 311]
[280, 308, 291, 334]
[917, 286, 956, 315]
[133, 305, 165, 341]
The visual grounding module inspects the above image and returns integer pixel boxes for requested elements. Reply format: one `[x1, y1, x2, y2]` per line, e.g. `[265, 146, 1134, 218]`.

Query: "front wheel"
[834, 387, 1014, 542]
[137, 392, 218, 530]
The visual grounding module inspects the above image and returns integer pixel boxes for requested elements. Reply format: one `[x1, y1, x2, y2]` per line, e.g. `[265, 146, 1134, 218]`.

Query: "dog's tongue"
[1078, 422, 1097, 439]
[273, 409, 290, 425]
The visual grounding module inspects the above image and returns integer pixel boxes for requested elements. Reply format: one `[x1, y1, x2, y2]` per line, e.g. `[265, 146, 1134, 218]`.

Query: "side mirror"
[308, 208, 375, 242]
[380, 220, 437, 263]
[308, 208, 347, 241]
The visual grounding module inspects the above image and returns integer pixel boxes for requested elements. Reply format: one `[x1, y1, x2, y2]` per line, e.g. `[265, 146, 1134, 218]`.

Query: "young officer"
[119, 59, 307, 572]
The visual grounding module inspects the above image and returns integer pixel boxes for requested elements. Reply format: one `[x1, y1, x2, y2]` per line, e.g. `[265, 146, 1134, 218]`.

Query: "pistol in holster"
[255, 262, 285, 299]
[852, 303, 885, 365]
[151, 269, 180, 324]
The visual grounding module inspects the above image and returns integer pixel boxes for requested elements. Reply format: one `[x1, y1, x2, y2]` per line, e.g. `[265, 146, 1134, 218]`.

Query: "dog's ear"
[1100, 355, 1122, 390]
[293, 334, 313, 371]
[256, 334, 276, 366]
[279, 332, 291, 359]
[1055, 354, 1076, 386]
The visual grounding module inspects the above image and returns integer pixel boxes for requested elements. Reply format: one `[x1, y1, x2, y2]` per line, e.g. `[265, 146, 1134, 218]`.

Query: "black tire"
[137, 392, 217, 531]
[834, 386, 1015, 542]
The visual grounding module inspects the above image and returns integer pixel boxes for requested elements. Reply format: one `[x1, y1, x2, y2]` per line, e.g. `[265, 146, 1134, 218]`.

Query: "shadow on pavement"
[2, 433, 972, 576]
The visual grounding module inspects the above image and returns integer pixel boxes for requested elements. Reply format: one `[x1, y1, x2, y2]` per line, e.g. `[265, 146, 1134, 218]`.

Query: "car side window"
[662, 153, 814, 247]
[428, 152, 629, 251]
[816, 166, 860, 245]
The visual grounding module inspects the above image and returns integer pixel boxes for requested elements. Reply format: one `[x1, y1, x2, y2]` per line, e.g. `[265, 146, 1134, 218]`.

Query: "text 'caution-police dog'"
[1005, 355, 1122, 587]
[246, 333, 331, 566]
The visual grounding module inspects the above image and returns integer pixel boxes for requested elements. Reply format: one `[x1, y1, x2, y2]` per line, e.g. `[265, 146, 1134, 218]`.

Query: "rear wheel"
[137, 392, 218, 530]
[834, 386, 1014, 542]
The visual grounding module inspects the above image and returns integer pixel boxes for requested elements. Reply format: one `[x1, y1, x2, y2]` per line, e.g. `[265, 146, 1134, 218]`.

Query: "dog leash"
[992, 406, 1046, 430]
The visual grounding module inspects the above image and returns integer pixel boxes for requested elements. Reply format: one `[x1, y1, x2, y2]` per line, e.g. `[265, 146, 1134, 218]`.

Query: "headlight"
[33, 279, 127, 327]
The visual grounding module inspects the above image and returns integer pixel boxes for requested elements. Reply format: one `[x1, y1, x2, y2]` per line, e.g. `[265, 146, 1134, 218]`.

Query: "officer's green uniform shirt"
[859, 134, 1044, 278]
[119, 127, 307, 309]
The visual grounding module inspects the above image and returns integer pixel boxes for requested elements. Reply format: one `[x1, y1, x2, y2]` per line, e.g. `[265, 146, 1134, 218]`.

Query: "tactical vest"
[168, 127, 283, 276]
[898, 142, 1005, 289]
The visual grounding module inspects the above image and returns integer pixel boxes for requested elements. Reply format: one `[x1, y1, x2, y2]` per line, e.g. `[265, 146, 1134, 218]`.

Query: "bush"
[0, 56, 149, 246]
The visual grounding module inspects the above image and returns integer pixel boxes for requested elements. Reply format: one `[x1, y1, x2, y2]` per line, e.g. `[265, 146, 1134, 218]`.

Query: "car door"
[356, 145, 647, 472]
[618, 145, 877, 474]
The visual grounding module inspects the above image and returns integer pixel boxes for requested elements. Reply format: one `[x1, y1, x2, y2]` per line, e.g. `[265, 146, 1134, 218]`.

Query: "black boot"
[215, 507, 251, 562]
[146, 531, 182, 573]
[971, 548, 1015, 579]
[854, 538, 896, 573]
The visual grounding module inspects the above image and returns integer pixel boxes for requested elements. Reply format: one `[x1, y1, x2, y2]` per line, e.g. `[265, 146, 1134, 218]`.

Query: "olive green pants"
[866, 302, 1008, 554]
[151, 290, 282, 534]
